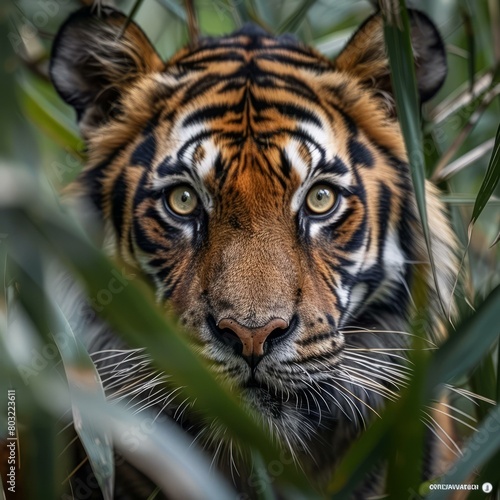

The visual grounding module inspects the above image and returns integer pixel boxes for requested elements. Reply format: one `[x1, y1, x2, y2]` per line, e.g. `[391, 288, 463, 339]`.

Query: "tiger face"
[51, 6, 457, 490]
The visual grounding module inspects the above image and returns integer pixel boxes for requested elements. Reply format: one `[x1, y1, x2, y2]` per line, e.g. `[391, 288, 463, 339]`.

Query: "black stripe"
[348, 137, 374, 168]
[130, 133, 157, 168]
[376, 182, 392, 261]
[259, 53, 330, 72]
[181, 74, 226, 104]
[182, 100, 246, 127]
[329, 102, 358, 135]
[280, 150, 291, 177]
[284, 347, 343, 365]
[312, 157, 349, 176]
[110, 170, 127, 240]
[295, 331, 336, 347]
[82, 146, 124, 212]
[157, 156, 191, 178]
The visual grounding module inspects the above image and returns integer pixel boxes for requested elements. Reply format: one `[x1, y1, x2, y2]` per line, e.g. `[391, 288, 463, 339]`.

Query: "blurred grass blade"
[428, 284, 500, 388]
[6, 264, 60, 499]
[6, 256, 97, 498]
[146, 487, 161, 500]
[276, 0, 318, 34]
[440, 194, 500, 205]
[434, 137, 495, 182]
[491, 228, 500, 247]
[16, 75, 84, 159]
[427, 404, 500, 499]
[327, 414, 392, 498]
[83, 397, 236, 500]
[156, 0, 188, 22]
[251, 451, 278, 500]
[121, 0, 147, 33]
[314, 29, 352, 57]
[460, 5, 475, 94]
[429, 71, 493, 124]
[382, 1, 446, 318]
[51, 302, 114, 500]
[470, 123, 500, 227]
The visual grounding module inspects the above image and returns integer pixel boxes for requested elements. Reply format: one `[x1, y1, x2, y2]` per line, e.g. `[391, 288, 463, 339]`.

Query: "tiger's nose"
[216, 317, 289, 368]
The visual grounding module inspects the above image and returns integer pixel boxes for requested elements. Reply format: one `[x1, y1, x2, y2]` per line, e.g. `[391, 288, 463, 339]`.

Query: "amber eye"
[305, 184, 337, 215]
[165, 185, 198, 216]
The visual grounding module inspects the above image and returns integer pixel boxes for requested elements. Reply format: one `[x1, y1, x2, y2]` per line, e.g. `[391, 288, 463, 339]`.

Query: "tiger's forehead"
[144, 34, 354, 192]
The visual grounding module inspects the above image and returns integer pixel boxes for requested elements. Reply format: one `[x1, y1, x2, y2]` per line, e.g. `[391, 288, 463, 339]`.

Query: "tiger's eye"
[305, 184, 336, 215]
[167, 185, 198, 216]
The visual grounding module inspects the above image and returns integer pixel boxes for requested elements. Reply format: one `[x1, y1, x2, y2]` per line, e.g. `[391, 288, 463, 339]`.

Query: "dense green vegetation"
[0, 0, 499, 498]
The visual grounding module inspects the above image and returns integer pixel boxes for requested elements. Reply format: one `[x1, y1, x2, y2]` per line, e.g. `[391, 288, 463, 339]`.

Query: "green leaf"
[460, 4, 475, 94]
[251, 450, 279, 500]
[382, 1, 446, 318]
[427, 284, 500, 390]
[16, 75, 84, 159]
[327, 407, 394, 498]
[156, 0, 188, 22]
[469, 352, 497, 420]
[276, 0, 318, 34]
[51, 302, 115, 500]
[122, 0, 148, 33]
[427, 404, 500, 499]
[491, 228, 500, 247]
[440, 194, 500, 206]
[470, 123, 500, 226]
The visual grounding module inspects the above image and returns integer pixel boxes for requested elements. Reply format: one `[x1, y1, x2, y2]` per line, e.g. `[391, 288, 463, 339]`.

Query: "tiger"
[49, 5, 458, 499]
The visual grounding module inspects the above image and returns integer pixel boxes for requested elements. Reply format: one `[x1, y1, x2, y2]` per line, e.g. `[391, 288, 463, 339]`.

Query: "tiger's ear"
[335, 9, 446, 103]
[50, 7, 163, 135]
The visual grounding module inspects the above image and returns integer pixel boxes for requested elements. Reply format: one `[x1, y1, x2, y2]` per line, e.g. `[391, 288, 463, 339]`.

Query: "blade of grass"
[460, 3, 475, 95]
[382, 0, 446, 318]
[327, 406, 394, 498]
[6, 263, 61, 499]
[491, 229, 500, 247]
[470, 123, 500, 227]
[251, 451, 279, 500]
[16, 74, 84, 159]
[155, 0, 188, 22]
[242, 1, 273, 32]
[469, 354, 497, 420]
[386, 266, 430, 498]
[51, 302, 115, 500]
[427, 404, 500, 499]
[466, 455, 500, 499]
[440, 194, 500, 206]
[120, 0, 147, 35]
[313, 28, 352, 57]
[216, 0, 244, 27]
[184, 0, 199, 43]
[428, 71, 493, 125]
[427, 284, 500, 388]
[276, 0, 318, 34]
[497, 336, 500, 404]
[434, 137, 495, 182]
[69, 392, 237, 499]
[489, 0, 500, 65]
[432, 83, 500, 181]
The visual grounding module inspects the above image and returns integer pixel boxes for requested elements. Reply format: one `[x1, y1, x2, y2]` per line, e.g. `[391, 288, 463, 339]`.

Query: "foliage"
[0, 0, 499, 498]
